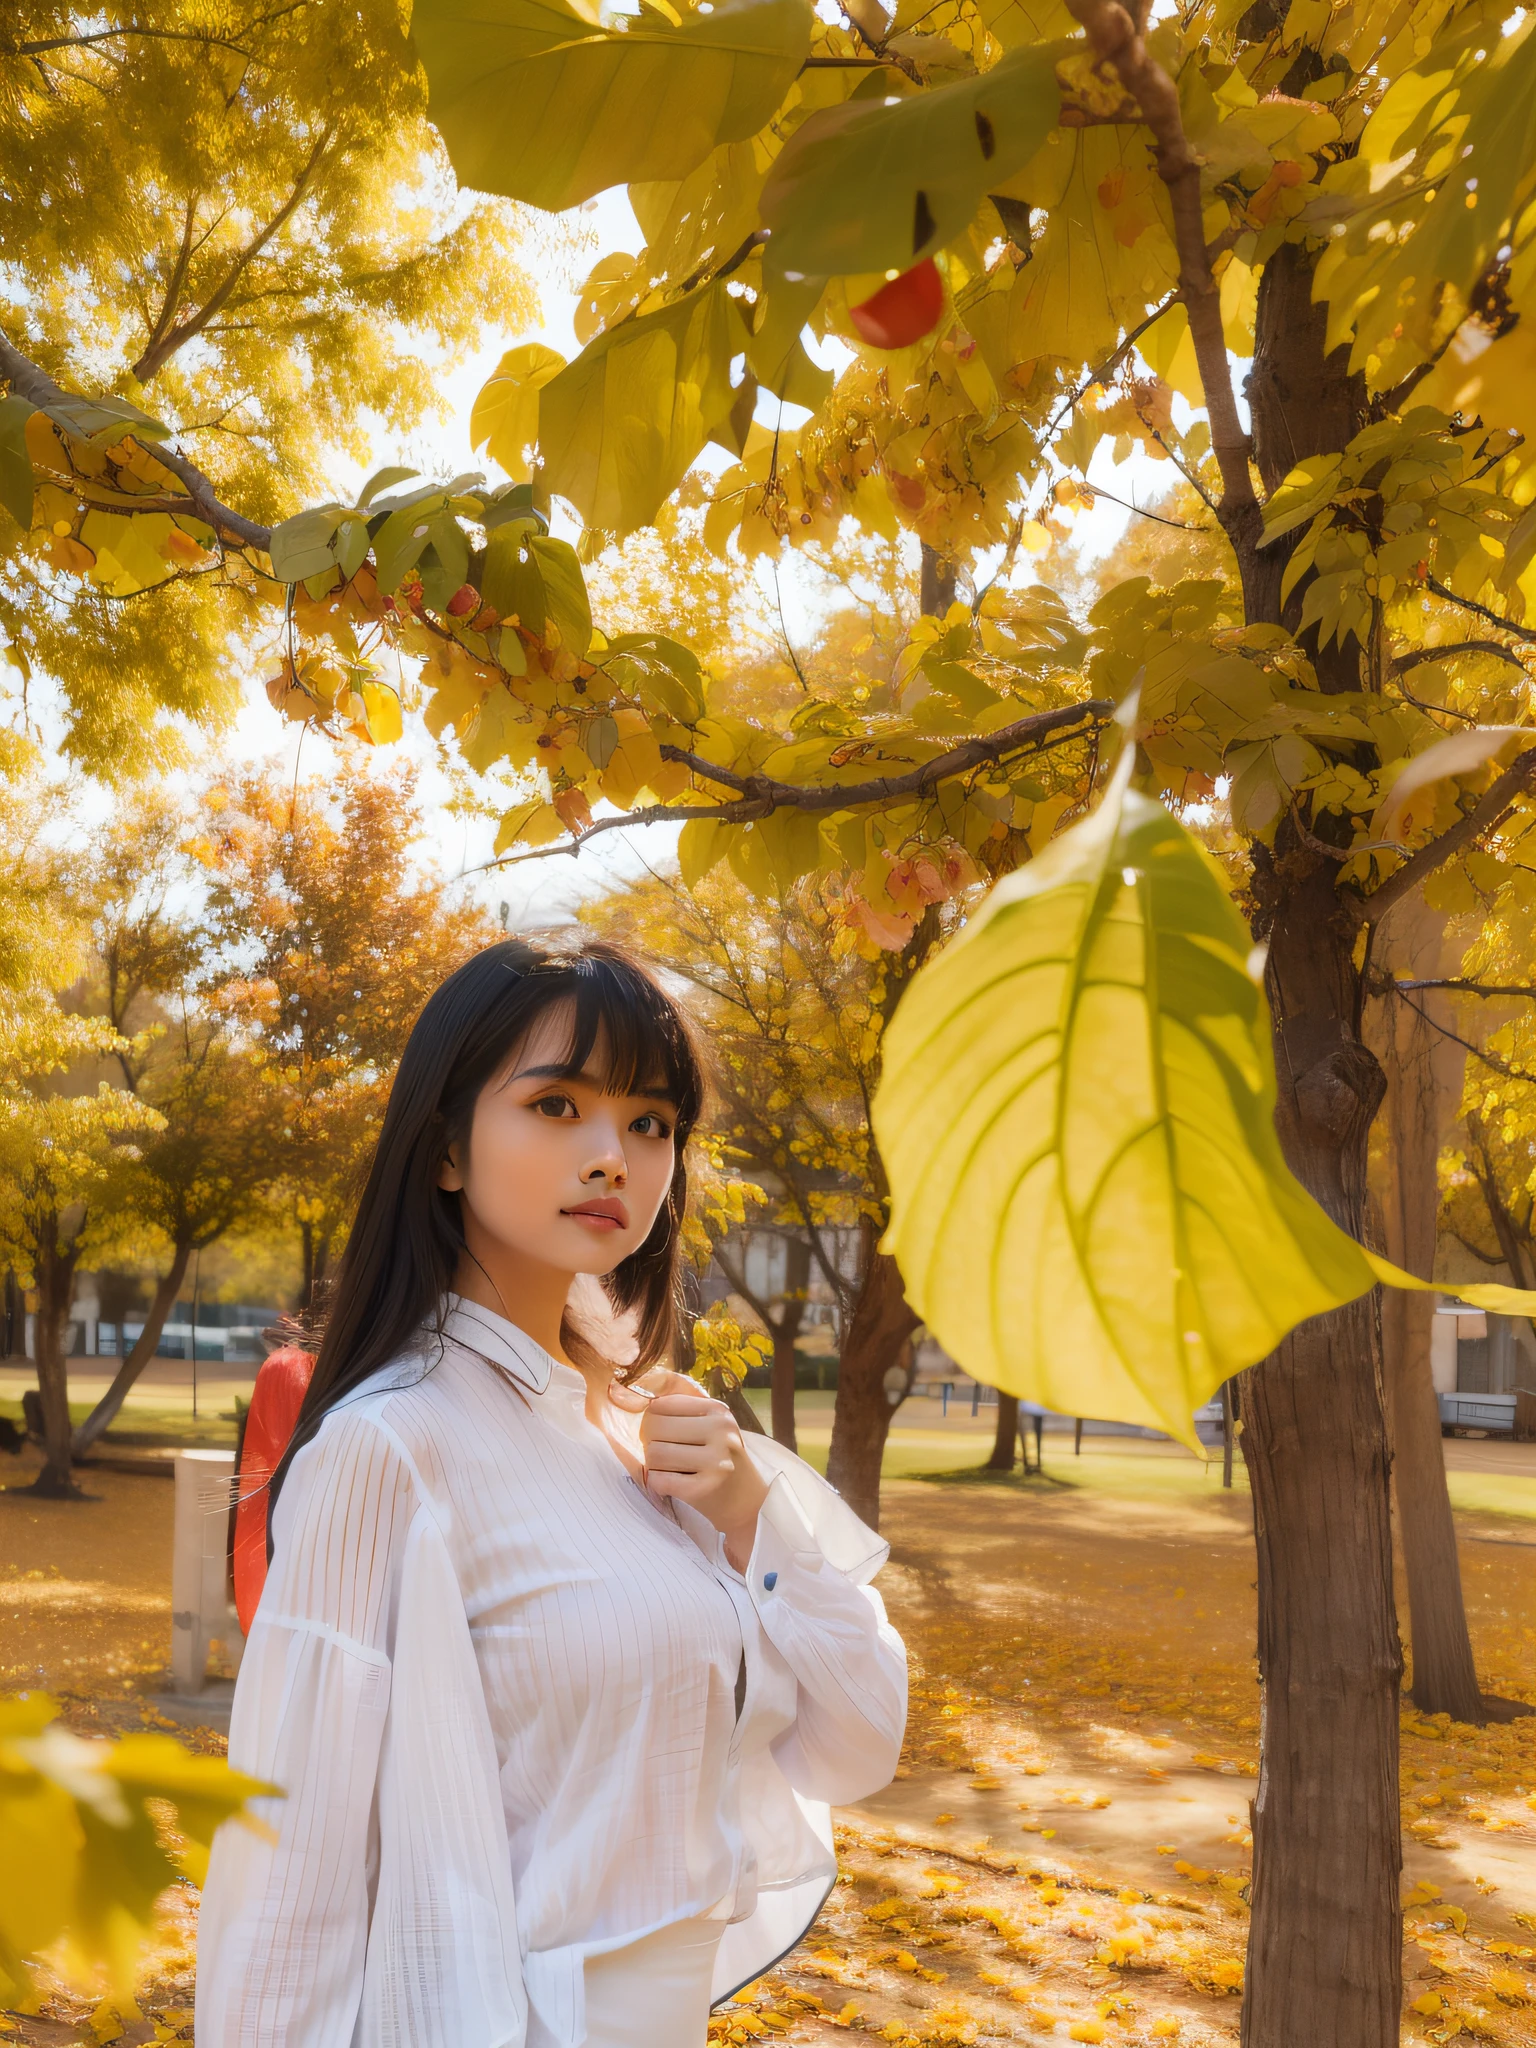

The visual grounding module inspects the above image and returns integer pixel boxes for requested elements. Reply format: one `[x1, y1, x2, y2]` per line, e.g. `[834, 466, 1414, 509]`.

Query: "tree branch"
[1394, 987, 1536, 1087]
[1423, 575, 1536, 647]
[480, 700, 1114, 870]
[0, 329, 275, 550]
[131, 124, 336, 382]
[1360, 747, 1536, 925]
[1063, 0, 1256, 538]
[1388, 979, 1536, 999]
[1400, 634, 1531, 675]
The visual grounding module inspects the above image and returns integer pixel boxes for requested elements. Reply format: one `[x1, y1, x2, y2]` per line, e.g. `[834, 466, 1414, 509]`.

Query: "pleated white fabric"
[195, 1298, 907, 2048]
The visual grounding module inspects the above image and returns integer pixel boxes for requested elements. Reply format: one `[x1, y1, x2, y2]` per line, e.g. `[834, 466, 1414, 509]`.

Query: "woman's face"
[438, 1002, 679, 1279]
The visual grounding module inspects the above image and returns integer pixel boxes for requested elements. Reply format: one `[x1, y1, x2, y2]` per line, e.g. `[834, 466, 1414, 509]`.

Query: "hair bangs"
[555, 952, 702, 1132]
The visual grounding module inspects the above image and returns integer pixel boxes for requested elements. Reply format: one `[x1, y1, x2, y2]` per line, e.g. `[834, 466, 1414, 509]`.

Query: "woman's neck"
[449, 1250, 617, 1419]
[450, 1245, 571, 1364]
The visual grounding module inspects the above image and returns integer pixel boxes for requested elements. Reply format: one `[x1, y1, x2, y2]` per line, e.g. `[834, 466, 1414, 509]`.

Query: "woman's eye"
[533, 1094, 578, 1119]
[630, 1113, 673, 1138]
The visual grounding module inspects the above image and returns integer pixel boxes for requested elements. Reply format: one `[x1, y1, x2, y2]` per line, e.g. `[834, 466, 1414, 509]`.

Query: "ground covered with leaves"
[4, 1440, 1536, 2043]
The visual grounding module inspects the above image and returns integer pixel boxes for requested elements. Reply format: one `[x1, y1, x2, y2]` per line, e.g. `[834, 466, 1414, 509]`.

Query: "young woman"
[196, 936, 907, 2048]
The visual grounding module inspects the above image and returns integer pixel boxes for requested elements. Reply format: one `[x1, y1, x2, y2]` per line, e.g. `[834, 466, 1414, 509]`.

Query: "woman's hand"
[638, 1392, 768, 1571]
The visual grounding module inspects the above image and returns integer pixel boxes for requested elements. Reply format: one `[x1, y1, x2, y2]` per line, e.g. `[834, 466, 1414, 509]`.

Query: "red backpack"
[232, 1345, 316, 1635]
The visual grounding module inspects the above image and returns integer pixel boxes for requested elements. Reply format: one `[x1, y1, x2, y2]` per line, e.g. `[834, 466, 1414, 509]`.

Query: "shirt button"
[762, 1571, 778, 1591]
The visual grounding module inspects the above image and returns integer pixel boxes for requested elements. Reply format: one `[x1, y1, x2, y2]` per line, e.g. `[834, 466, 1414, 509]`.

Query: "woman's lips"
[563, 1198, 629, 1231]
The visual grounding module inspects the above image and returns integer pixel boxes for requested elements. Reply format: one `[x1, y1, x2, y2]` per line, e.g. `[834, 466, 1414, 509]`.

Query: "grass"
[0, 1393, 238, 1449]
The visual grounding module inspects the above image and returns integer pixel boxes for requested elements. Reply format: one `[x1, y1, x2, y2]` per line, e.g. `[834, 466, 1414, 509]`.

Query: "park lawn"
[0, 1391, 239, 1450]
[6, 1426, 1536, 2044]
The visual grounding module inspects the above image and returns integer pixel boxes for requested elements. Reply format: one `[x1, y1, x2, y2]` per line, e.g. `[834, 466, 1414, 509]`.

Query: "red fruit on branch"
[849, 260, 944, 349]
[447, 583, 479, 616]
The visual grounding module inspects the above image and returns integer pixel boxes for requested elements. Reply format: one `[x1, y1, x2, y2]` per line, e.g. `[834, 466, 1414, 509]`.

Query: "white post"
[170, 1449, 244, 1694]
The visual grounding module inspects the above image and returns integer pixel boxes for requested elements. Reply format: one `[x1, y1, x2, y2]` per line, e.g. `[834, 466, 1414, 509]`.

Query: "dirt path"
[6, 1450, 1536, 2043]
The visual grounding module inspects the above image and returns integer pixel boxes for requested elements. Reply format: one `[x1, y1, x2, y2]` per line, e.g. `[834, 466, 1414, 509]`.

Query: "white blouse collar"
[439, 1294, 562, 1394]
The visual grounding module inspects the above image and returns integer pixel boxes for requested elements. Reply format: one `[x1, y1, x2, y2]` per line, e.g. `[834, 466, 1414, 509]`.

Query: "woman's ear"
[437, 1144, 465, 1193]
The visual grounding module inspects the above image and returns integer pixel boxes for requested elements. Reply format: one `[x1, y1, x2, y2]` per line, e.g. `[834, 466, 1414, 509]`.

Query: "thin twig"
[1044, 291, 1180, 439]
[1392, 986, 1536, 1087]
[1080, 480, 1206, 530]
[1388, 978, 1536, 1000]
[1394, 640, 1530, 677]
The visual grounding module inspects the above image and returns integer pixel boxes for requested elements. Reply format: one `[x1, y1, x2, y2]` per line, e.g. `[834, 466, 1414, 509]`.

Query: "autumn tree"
[0, 1, 536, 770]
[597, 865, 917, 1479]
[19, 0, 1536, 2032]
[0, 1003, 161, 1494]
[198, 761, 498, 1306]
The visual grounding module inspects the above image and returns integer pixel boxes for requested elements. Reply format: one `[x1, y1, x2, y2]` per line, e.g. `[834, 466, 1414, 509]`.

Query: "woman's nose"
[580, 1121, 628, 1186]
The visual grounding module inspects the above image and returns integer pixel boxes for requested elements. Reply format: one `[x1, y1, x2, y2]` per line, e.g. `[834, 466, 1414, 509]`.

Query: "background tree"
[0, 1001, 161, 1494]
[199, 761, 498, 1308]
[599, 867, 903, 1486]
[0, 0, 537, 769]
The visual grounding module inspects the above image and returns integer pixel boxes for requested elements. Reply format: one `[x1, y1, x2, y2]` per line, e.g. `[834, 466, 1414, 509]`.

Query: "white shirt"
[195, 1298, 907, 2048]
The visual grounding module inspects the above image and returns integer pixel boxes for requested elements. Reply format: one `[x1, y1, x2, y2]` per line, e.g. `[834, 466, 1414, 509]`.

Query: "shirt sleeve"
[195, 1408, 415, 2047]
[743, 1472, 909, 1805]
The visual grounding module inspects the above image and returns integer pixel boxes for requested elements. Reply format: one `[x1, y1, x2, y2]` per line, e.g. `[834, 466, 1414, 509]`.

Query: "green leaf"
[471, 344, 568, 481]
[481, 530, 592, 654]
[415, 0, 813, 212]
[539, 281, 738, 534]
[268, 505, 371, 584]
[760, 37, 1069, 276]
[0, 395, 35, 529]
[482, 480, 550, 533]
[603, 632, 706, 721]
[371, 493, 449, 594]
[872, 753, 1380, 1446]
[746, 275, 832, 406]
[40, 392, 171, 448]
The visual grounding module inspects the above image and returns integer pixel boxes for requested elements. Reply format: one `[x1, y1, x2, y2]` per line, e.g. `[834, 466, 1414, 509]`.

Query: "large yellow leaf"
[471, 343, 567, 481]
[873, 753, 1379, 1445]
[538, 281, 738, 533]
[414, 0, 812, 212]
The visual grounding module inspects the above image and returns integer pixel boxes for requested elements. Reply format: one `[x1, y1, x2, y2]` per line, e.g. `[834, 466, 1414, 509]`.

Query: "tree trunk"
[987, 1390, 1019, 1470]
[1232, 234, 1405, 2047]
[919, 542, 955, 618]
[1242, 856, 1400, 2048]
[72, 1243, 193, 1458]
[770, 1235, 811, 1451]
[825, 1249, 920, 1527]
[1365, 907, 1515, 1723]
[770, 1327, 799, 1451]
[30, 1215, 83, 1497]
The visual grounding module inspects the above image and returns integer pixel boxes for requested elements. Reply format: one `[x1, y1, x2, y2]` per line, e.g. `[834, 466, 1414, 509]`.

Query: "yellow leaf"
[873, 751, 1383, 1444]
[470, 344, 567, 483]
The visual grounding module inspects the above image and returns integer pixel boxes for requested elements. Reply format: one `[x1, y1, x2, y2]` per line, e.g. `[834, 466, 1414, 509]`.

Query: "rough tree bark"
[71, 1242, 193, 1459]
[30, 1214, 85, 1497]
[1238, 241, 1403, 2048]
[988, 1390, 1020, 1470]
[825, 1245, 920, 1527]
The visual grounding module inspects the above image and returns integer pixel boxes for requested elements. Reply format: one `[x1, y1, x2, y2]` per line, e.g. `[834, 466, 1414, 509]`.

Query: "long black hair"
[270, 933, 705, 1515]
